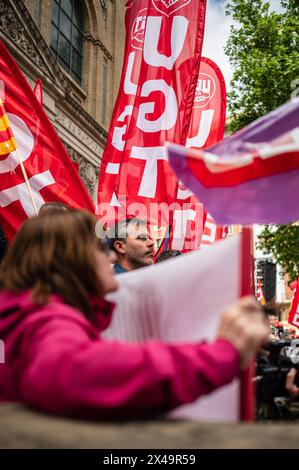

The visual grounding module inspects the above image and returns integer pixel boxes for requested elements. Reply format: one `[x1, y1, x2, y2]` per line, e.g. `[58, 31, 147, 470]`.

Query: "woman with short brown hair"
[0, 210, 118, 319]
[0, 210, 267, 419]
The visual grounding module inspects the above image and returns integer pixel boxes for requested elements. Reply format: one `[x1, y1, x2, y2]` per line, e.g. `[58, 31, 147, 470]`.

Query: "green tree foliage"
[225, 1, 299, 279]
[225, 0, 299, 132]
[257, 225, 299, 281]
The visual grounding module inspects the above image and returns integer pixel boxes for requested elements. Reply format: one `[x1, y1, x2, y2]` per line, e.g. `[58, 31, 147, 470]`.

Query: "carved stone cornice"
[62, 141, 99, 199]
[65, 94, 108, 143]
[0, 0, 109, 184]
[0, 0, 71, 93]
[0, 2, 43, 70]
[83, 33, 112, 61]
[55, 110, 103, 158]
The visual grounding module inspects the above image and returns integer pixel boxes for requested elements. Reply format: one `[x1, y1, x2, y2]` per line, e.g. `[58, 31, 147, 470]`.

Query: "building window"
[50, 0, 83, 84]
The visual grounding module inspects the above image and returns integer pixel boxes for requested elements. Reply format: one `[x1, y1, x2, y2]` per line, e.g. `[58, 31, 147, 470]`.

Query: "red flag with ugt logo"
[97, 0, 207, 230]
[0, 40, 94, 240]
[169, 57, 227, 251]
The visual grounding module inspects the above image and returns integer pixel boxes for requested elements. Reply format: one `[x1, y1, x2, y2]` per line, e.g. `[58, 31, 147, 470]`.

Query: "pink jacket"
[0, 290, 239, 419]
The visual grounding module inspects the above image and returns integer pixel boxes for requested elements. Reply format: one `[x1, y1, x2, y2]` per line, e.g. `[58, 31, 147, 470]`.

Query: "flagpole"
[240, 225, 255, 422]
[15, 147, 38, 215]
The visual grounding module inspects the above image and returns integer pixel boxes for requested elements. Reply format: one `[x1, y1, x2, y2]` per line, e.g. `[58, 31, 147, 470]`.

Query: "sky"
[202, 0, 285, 91]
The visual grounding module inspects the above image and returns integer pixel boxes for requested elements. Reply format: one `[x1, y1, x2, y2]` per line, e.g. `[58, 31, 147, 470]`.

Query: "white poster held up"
[104, 230, 253, 422]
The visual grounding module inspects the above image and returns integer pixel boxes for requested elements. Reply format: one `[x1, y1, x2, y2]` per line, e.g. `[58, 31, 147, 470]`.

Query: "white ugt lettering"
[124, 52, 138, 95]
[186, 110, 214, 149]
[112, 105, 134, 151]
[0, 170, 55, 217]
[130, 146, 167, 198]
[144, 16, 188, 70]
[172, 209, 196, 251]
[137, 80, 178, 132]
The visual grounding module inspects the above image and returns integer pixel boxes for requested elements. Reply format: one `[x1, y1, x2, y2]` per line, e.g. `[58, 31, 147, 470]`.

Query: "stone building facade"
[0, 0, 126, 201]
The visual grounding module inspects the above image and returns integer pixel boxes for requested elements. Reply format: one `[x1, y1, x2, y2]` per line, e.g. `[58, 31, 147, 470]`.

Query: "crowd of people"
[0, 205, 277, 420]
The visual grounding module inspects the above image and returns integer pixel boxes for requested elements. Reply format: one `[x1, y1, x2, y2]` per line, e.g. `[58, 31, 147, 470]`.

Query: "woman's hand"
[217, 296, 269, 370]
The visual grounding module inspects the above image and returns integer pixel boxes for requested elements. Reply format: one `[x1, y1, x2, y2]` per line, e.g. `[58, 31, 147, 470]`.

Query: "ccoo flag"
[0, 39, 95, 240]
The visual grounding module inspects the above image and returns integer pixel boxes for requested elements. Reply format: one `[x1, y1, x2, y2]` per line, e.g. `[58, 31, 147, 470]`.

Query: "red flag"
[289, 278, 299, 328]
[187, 57, 226, 151]
[169, 184, 205, 251]
[97, 0, 207, 230]
[169, 57, 227, 251]
[0, 40, 94, 240]
[256, 279, 266, 305]
[195, 58, 227, 248]
[290, 279, 298, 291]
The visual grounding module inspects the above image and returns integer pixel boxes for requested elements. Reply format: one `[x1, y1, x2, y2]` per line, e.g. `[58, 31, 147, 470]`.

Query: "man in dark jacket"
[108, 218, 155, 274]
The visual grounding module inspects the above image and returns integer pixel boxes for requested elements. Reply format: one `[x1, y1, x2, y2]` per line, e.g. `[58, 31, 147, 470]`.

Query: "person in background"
[108, 218, 155, 274]
[263, 302, 282, 341]
[0, 210, 268, 420]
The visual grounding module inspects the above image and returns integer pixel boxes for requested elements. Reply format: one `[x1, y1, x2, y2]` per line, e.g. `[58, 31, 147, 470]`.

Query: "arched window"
[50, 0, 84, 84]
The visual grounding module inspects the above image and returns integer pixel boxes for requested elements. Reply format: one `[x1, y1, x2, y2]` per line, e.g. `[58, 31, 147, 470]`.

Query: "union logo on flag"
[194, 72, 216, 109]
[131, 10, 147, 50]
[152, 0, 191, 17]
[0, 97, 17, 157]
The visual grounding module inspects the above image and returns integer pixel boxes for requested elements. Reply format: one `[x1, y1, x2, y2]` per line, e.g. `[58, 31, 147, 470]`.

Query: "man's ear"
[114, 240, 126, 255]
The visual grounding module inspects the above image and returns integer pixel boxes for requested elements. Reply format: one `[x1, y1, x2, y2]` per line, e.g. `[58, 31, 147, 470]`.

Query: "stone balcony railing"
[1, 403, 299, 449]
